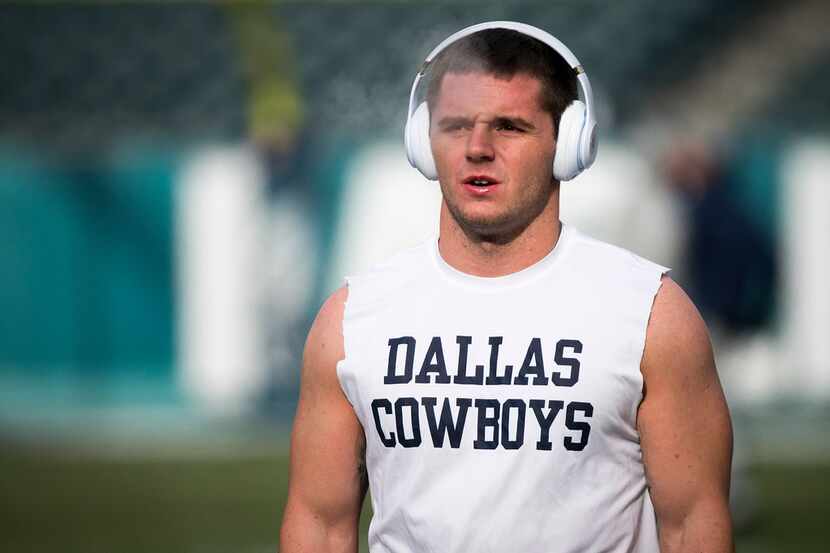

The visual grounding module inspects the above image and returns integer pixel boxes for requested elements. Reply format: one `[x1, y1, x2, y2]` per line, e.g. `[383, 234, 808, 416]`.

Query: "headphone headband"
[424, 21, 582, 68]
[407, 21, 595, 130]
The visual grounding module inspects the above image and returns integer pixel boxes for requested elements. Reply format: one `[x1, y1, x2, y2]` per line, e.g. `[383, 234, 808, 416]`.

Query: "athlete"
[280, 22, 733, 553]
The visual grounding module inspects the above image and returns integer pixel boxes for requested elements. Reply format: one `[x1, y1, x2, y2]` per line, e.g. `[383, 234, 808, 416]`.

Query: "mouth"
[462, 174, 501, 195]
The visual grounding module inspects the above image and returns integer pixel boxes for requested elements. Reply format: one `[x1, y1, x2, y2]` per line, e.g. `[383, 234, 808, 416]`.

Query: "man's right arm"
[279, 286, 368, 552]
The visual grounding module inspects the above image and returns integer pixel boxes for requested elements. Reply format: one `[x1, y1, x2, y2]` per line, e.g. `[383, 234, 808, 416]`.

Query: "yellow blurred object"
[225, 1, 305, 150]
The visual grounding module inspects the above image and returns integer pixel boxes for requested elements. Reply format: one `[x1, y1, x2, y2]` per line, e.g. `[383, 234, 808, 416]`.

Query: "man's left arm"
[638, 276, 734, 553]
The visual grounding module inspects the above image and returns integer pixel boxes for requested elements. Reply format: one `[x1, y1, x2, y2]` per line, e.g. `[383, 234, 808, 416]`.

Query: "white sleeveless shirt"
[337, 223, 668, 553]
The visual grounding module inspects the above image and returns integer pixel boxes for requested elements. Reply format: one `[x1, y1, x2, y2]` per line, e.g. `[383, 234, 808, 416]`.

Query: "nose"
[465, 123, 495, 163]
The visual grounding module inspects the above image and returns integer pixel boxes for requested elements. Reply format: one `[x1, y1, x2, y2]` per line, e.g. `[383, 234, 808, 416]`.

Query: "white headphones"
[404, 21, 598, 182]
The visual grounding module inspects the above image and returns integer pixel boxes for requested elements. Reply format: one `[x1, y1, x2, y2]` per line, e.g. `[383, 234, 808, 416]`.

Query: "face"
[430, 71, 557, 237]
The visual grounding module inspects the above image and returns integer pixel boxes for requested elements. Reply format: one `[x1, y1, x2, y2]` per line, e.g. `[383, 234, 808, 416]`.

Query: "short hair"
[425, 29, 578, 136]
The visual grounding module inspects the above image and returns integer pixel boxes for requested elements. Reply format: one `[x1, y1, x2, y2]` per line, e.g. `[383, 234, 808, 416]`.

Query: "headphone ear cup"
[405, 102, 438, 180]
[580, 119, 598, 171]
[553, 100, 587, 181]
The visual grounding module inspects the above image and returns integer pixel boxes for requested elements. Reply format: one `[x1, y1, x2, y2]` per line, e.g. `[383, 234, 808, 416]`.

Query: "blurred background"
[1, 1, 828, 551]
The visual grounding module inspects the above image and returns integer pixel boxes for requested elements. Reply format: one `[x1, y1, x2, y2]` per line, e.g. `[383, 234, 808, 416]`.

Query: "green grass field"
[1, 448, 827, 552]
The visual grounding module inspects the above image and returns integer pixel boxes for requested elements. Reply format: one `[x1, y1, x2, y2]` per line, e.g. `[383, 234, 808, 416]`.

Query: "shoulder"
[563, 225, 670, 307]
[567, 225, 668, 276]
[344, 239, 434, 312]
[307, 237, 432, 359]
[641, 275, 714, 382]
[348, 239, 432, 281]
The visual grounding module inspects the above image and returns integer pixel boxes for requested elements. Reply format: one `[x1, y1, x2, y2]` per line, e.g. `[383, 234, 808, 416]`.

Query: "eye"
[440, 121, 471, 133]
[496, 121, 524, 133]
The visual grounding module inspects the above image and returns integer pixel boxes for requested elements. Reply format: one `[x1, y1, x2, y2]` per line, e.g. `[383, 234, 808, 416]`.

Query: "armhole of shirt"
[632, 262, 671, 424]
[335, 276, 358, 410]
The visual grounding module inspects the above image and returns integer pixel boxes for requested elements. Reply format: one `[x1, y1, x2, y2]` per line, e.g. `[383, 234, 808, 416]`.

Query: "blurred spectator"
[662, 140, 777, 335]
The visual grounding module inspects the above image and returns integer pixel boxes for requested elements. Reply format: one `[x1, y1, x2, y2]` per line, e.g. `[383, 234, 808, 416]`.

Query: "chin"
[453, 208, 521, 237]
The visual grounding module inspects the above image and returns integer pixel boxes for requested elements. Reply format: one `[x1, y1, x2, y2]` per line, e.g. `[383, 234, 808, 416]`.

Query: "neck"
[437, 188, 562, 277]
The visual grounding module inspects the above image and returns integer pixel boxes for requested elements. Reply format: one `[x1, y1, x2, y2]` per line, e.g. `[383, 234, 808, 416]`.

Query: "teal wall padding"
[0, 151, 175, 382]
[0, 158, 80, 371]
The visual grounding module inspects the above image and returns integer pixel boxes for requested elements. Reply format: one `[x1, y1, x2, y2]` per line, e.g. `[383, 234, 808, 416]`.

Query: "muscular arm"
[639, 277, 734, 553]
[280, 286, 368, 552]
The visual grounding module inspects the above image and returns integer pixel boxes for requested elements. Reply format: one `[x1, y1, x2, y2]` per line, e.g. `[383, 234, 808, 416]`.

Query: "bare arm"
[639, 276, 734, 553]
[280, 286, 368, 552]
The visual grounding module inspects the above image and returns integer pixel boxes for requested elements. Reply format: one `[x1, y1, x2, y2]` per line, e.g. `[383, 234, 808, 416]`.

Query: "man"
[280, 23, 733, 552]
